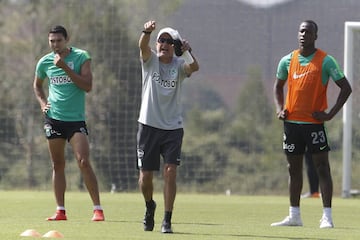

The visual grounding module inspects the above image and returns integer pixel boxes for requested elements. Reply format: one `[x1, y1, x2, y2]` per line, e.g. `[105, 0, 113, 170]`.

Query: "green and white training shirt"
[35, 47, 91, 121]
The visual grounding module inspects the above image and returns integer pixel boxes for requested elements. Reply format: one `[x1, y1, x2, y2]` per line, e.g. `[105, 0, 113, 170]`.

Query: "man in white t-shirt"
[137, 20, 199, 233]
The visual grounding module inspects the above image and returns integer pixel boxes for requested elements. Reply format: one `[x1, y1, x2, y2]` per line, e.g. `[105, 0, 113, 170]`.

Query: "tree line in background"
[0, 0, 358, 195]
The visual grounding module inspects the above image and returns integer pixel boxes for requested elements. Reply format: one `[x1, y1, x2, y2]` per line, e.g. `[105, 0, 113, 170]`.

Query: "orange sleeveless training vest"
[285, 49, 328, 124]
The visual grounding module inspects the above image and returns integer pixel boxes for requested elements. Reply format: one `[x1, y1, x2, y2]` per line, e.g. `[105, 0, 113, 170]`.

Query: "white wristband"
[182, 50, 194, 64]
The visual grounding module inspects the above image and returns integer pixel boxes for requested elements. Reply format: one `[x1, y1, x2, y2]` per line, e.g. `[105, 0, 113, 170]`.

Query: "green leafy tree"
[227, 66, 273, 153]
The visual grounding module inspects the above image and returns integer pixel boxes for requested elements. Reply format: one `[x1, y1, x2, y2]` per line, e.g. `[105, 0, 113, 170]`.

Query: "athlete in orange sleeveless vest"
[272, 20, 352, 229]
[286, 49, 327, 124]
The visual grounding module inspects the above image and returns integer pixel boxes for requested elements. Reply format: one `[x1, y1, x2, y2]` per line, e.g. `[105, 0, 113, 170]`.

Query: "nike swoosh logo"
[293, 71, 311, 79]
[320, 145, 327, 150]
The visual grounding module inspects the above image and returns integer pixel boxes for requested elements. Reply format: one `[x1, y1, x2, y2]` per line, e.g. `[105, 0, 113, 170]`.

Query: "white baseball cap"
[157, 27, 180, 41]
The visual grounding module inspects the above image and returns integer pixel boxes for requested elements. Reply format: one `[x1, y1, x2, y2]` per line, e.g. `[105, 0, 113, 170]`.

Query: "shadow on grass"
[170, 222, 336, 240]
[105, 220, 223, 226]
[102, 220, 337, 239]
[173, 231, 334, 240]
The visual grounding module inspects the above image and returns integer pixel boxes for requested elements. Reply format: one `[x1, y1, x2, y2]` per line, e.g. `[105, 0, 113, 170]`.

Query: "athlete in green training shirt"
[33, 25, 104, 222]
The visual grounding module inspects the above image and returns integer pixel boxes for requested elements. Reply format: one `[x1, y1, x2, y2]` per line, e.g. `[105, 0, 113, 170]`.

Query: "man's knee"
[77, 157, 91, 170]
[164, 164, 177, 179]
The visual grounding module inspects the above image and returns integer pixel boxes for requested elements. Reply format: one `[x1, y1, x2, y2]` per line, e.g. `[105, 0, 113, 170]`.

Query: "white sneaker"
[271, 216, 303, 227]
[319, 217, 334, 228]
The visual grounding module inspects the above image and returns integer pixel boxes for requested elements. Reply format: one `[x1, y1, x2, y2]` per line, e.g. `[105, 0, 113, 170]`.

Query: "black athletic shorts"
[283, 121, 330, 155]
[44, 115, 88, 141]
[136, 123, 184, 171]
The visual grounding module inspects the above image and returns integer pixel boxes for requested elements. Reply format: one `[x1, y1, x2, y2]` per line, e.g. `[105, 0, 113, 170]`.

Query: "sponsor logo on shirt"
[50, 75, 72, 85]
[67, 61, 74, 70]
[152, 71, 177, 89]
[330, 67, 340, 77]
[292, 71, 311, 79]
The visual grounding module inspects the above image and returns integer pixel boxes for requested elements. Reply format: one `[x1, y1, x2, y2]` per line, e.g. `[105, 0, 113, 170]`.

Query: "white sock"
[323, 207, 332, 219]
[93, 205, 102, 211]
[289, 206, 300, 218]
[56, 206, 65, 211]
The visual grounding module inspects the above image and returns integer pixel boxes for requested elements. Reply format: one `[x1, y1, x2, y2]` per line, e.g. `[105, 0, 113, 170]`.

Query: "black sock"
[145, 199, 155, 209]
[164, 211, 172, 223]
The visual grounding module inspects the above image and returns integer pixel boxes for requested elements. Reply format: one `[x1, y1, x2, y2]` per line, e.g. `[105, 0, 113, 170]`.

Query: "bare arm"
[183, 49, 199, 76]
[33, 76, 50, 114]
[273, 78, 288, 120]
[53, 54, 93, 92]
[313, 77, 352, 121]
[139, 20, 156, 62]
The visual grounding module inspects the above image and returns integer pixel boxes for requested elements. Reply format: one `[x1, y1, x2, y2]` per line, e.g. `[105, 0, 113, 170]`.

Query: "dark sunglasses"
[157, 38, 174, 44]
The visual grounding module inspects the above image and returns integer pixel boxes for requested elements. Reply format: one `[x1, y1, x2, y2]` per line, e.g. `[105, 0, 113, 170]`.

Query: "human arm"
[273, 78, 288, 120]
[273, 54, 291, 120]
[53, 54, 92, 92]
[312, 77, 352, 121]
[182, 41, 199, 76]
[139, 20, 156, 62]
[33, 76, 50, 114]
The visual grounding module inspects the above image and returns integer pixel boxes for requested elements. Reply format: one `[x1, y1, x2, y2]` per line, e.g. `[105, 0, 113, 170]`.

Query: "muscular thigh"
[70, 132, 90, 161]
[47, 138, 66, 163]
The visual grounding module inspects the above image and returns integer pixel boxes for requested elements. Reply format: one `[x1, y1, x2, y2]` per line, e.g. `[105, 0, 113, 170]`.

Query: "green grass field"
[1, 191, 359, 239]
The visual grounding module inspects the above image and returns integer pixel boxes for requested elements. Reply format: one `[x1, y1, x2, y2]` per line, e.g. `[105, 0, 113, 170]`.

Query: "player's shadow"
[173, 222, 334, 240]
[105, 220, 338, 239]
[174, 231, 332, 240]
